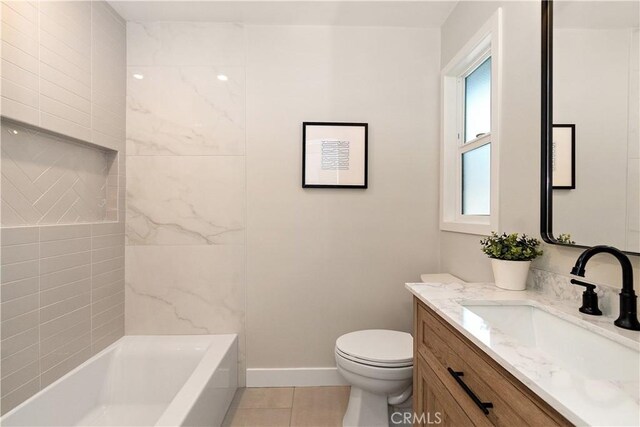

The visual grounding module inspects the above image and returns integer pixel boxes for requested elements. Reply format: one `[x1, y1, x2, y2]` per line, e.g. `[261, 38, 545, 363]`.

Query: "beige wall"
[439, 1, 639, 289]
[245, 25, 441, 369]
[0, 0, 126, 413]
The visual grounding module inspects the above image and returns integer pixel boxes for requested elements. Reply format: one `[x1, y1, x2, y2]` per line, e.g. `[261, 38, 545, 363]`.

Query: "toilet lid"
[336, 330, 413, 365]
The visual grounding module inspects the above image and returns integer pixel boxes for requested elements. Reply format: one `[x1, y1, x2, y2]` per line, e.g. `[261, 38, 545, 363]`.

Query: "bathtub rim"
[0, 334, 238, 425]
[155, 333, 238, 426]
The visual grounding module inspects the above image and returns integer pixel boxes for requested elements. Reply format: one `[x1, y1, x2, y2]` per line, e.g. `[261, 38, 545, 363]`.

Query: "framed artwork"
[302, 122, 368, 188]
[552, 124, 575, 189]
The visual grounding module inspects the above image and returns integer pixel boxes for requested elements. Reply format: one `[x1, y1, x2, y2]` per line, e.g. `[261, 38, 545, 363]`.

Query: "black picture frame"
[302, 122, 368, 189]
[551, 124, 575, 190]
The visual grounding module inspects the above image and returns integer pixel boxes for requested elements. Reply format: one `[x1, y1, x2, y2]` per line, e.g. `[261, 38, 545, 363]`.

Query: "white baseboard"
[246, 367, 349, 388]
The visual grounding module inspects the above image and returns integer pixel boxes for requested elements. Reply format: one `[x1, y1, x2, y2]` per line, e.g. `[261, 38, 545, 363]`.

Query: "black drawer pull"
[447, 367, 494, 415]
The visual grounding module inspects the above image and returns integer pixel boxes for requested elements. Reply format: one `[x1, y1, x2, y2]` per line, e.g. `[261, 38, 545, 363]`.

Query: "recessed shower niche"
[1, 119, 120, 226]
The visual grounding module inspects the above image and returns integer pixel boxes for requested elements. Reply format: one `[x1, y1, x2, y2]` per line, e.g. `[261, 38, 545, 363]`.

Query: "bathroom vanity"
[413, 298, 568, 426]
[408, 281, 640, 426]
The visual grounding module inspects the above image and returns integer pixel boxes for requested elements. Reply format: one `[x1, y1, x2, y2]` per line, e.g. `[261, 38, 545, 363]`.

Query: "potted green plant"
[480, 232, 543, 290]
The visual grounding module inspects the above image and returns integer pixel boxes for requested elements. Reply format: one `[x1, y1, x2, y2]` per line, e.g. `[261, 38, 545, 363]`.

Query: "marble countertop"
[406, 280, 640, 427]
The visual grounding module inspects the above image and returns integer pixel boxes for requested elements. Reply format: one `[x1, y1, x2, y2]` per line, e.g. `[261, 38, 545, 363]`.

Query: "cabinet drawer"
[415, 354, 480, 427]
[416, 301, 452, 366]
[415, 299, 571, 427]
[446, 350, 558, 426]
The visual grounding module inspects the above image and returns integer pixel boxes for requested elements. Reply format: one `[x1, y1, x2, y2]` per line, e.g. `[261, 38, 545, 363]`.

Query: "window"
[462, 142, 490, 215]
[464, 57, 491, 143]
[461, 57, 491, 216]
[440, 9, 501, 235]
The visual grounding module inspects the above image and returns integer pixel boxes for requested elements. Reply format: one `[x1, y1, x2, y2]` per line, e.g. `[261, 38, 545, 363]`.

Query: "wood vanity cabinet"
[412, 298, 572, 427]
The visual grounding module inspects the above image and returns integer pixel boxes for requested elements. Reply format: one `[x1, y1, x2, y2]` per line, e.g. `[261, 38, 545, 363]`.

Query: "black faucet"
[571, 245, 640, 331]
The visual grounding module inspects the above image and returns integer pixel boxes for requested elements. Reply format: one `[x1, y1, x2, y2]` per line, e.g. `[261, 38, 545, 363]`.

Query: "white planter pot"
[490, 259, 531, 291]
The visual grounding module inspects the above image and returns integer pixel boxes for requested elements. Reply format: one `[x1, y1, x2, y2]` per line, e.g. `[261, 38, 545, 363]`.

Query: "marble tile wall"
[125, 22, 246, 384]
[0, 0, 126, 413]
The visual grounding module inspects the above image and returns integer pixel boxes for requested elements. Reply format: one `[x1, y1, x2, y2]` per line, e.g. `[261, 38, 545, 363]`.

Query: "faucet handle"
[570, 279, 603, 316]
[570, 266, 584, 276]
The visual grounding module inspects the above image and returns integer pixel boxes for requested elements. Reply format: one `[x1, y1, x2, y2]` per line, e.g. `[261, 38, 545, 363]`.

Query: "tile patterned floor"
[222, 386, 350, 427]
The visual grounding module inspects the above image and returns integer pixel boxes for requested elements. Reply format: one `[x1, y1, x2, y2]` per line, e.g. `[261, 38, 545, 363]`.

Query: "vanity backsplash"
[528, 268, 619, 316]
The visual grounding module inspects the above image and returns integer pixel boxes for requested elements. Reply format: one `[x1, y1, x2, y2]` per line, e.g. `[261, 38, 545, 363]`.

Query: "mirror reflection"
[552, 0, 639, 252]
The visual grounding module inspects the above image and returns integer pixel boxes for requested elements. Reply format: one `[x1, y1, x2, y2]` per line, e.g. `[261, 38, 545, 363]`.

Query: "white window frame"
[440, 8, 502, 236]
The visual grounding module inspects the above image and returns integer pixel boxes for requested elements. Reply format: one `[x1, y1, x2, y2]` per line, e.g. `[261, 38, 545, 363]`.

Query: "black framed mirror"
[541, 0, 640, 255]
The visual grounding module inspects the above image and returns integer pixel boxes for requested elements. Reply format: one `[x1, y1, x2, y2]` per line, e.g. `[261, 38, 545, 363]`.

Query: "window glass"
[464, 58, 491, 142]
[462, 143, 491, 215]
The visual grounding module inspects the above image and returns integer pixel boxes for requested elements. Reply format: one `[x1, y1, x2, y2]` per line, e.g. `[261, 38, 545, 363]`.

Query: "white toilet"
[335, 329, 413, 427]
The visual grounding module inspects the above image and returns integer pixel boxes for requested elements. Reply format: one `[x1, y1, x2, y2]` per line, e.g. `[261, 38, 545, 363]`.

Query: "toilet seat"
[335, 329, 413, 368]
[335, 347, 413, 368]
[335, 350, 414, 381]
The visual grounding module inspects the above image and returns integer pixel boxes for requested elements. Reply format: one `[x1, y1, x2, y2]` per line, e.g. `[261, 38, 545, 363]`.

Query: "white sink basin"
[461, 301, 640, 422]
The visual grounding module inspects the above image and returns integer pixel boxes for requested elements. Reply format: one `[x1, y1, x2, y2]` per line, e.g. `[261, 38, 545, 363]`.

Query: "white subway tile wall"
[0, 224, 125, 413]
[1, 1, 39, 124]
[2, 1, 125, 148]
[0, 0, 126, 414]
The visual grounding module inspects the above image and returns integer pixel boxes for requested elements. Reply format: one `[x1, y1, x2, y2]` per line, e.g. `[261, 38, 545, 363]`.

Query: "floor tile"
[290, 386, 350, 427]
[231, 387, 295, 409]
[222, 408, 292, 427]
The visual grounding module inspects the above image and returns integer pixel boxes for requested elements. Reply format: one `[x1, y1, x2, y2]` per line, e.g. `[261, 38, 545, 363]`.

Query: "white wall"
[626, 29, 639, 253]
[245, 25, 441, 370]
[439, 1, 639, 290]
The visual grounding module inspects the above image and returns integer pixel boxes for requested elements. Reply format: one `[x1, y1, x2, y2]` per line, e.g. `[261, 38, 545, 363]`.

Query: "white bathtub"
[1, 335, 238, 426]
